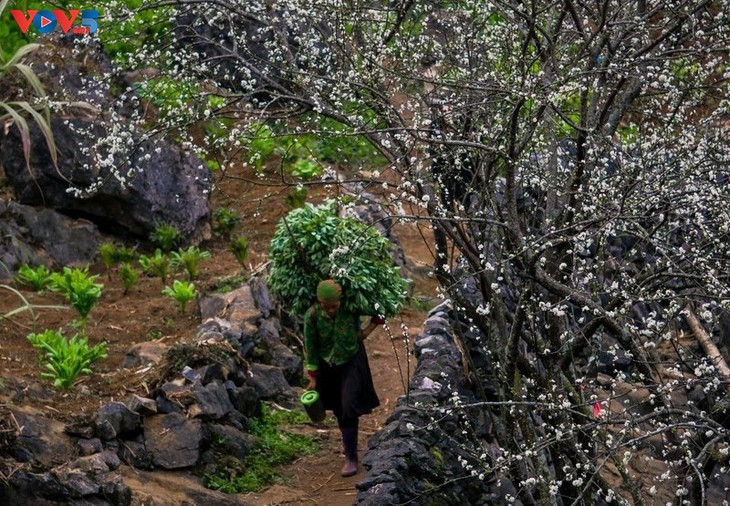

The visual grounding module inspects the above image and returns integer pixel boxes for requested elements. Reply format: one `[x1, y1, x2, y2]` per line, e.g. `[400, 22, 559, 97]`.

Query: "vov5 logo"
[11, 9, 98, 35]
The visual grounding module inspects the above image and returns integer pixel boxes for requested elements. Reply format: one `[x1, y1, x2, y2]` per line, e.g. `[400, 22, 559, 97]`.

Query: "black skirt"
[316, 343, 380, 422]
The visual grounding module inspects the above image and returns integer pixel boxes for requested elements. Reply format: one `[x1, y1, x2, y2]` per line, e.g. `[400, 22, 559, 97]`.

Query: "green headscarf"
[316, 279, 342, 301]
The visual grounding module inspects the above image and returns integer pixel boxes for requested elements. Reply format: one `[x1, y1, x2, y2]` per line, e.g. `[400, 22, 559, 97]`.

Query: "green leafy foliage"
[214, 207, 240, 239]
[119, 262, 138, 295]
[50, 266, 103, 324]
[98, 242, 118, 279]
[203, 99, 233, 156]
[0, 24, 56, 171]
[27, 329, 107, 390]
[162, 280, 197, 314]
[115, 246, 137, 263]
[268, 202, 408, 316]
[305, 115, 386, 168]
[98, 242, 137, 279]
[240, 122, 277, 171]
[290, 159, 321, 180]
[205, 405, 318, 493]
[171, 246, 211, 280]
[239, 117, 384, 175]
[134, 77, 200, 117]
[139, 249, 170, 284]
[285, 187, 308, 209]
[230, 236, 249, 268]
[97, 0, 174, 64]
[14, 264, 54, 292]
[0, 9, 33, 62]
[150, 223, 181, 252]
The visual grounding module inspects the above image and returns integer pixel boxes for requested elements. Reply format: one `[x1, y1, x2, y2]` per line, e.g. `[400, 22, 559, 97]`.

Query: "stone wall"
[356, 301, 517, 505]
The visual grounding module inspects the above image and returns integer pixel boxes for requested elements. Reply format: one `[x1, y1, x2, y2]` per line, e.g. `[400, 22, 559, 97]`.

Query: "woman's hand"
[358, 318, 382, 341]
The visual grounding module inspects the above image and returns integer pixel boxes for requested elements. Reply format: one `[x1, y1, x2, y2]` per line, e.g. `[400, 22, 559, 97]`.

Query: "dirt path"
[240, 307, 426, 506]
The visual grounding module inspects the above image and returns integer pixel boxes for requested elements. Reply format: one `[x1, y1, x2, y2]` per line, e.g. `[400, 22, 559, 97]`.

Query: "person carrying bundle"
[303, 279, 385, 477]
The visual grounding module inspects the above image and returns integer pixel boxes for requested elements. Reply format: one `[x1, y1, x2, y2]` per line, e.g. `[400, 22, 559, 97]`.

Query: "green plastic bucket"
[301, 390, 325, 423]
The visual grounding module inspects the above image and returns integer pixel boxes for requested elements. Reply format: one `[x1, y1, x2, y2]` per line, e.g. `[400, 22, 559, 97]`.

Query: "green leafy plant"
[0, 4, 33, 60]
[150, 224, 181, 252]
[132, 76, 199, 118]
[146, 327, 163, 340]
[49, 266, 103, 326]
[0, 20, 56, 172]
[214, 207, 240, 239]
[170, 246, 211, 280]
[162, 280, 197, 314]
[268, 201, 408, 316]
[98, 0, 174, 64]
[115, 246, 137, 263]
[14, 264, 54, 292]
[98, 242, 118, 279]
[205, 158, 220, 171]
[205, 404, 318, 493]
[27, 329, 107, 390]
[241, 123, 277, 171]
[98, 242, 137, 279]
[290, 158, 321, 181]
[230, 236, 250, 269]
[285, 187, 308, 209]
[119, 262, 139, 295]
[139, 249, 171, 284]
[271, 114, 386, 172]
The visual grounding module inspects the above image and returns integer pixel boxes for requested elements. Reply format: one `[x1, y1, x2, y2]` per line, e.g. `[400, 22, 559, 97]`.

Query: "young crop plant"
[27, 329, 107, 390]
[162, 280, 197, 315]
[284, 187, 308, 209]
[170, 246, 211, 280]
[150, 223, 181, 252]
[139, 249, 171, 284]
[214, 207, 240, 239]
[119, 262, 139, 295]
[230, 235, 249, 269]
[98, 242, 118, 279]
[268, 201, 408, 316]
[14, 264, 54, 292]
[114, 245, 137, 263]
[99, 242, 137, 279]
[50, 266, 103, 327]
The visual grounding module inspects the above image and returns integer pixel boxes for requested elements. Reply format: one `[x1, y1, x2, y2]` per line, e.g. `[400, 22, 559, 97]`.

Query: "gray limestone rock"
[144, 413, 204, 469]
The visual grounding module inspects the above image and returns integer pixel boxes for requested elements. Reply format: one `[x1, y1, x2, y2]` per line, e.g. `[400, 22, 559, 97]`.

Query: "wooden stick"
[311, 473, 335, 493]
[684, 310, 730, 393]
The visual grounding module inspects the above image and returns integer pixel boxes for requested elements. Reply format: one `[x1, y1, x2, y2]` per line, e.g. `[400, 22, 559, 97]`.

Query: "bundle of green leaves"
[268, 202, 407, 316]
